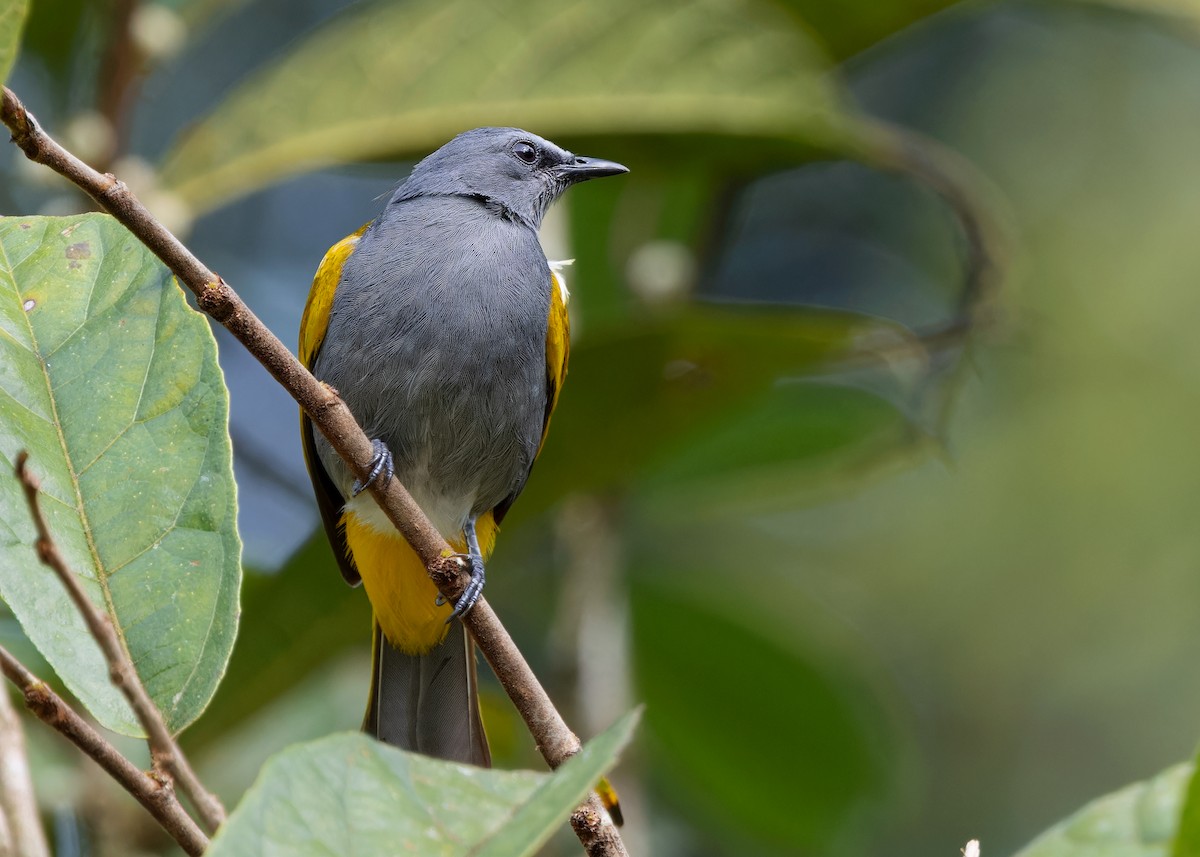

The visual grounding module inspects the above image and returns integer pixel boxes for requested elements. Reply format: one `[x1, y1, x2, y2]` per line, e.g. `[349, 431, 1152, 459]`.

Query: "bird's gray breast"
[313, 195, 550, 529]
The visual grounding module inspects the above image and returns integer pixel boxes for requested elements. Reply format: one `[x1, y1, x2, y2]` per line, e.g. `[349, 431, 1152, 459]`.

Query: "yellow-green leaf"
[0, 0, 29, 85]
[207, 711, 639, 857]
[1015, 764, 1189, 857]
[159, 0, 848, 213]
[0, 214, 240, 734]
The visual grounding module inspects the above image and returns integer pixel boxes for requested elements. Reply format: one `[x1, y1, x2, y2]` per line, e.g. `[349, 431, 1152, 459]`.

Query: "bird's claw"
[351, 439, 394, 496]
[440, 553, 486, 621]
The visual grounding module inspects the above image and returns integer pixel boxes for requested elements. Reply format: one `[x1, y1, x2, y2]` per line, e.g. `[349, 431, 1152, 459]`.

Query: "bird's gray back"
[313, 194, 550, 527]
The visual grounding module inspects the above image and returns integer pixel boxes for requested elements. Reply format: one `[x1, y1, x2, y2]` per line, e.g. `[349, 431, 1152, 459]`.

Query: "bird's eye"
[512, 141, 538, 164]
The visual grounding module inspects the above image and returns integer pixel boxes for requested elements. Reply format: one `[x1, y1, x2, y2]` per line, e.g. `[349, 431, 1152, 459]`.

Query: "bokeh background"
[4, 0, 1200, 855]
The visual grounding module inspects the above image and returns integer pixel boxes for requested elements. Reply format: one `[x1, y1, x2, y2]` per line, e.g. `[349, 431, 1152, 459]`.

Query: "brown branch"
[13, 452, 226, 834]
[0, 682, 50, 857]
[0, 646, 208, 856]
[1, 85, 628, 855]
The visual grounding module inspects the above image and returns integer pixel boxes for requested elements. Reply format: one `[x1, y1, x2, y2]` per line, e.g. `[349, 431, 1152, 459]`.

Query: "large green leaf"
[509, 304, 925, 522]
[182, 535, 370, 750]
[1014, 764, 1188, 857]
[0, 0, 27, 85]
[206, 710, 639, 857]
[0, 214, 240, 734]
[1067, 0, 1200, 27]
[777, 0, 961, 60]
[629, 578, 889, 853]
[158, 0, 848, 213]
[636, 380, 922, 518]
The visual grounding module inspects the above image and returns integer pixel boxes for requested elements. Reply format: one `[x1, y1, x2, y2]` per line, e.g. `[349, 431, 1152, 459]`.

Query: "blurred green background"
[5, 0, 1200, 855]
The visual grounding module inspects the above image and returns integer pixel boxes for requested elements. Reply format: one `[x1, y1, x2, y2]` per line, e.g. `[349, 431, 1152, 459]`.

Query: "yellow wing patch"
[303, 238, 562, 653]
[299, 223, 373, 585]
[299, 223, 369, 368]
[539, 269, 571, 458]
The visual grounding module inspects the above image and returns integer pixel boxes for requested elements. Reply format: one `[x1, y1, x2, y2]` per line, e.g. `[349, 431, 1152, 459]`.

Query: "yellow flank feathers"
[539, 270, 571, 457]
[345, 509, 499, 655]
[299, 224, 369, 368]
[595, 776, 624, 827]
[302, 227, 556, 656]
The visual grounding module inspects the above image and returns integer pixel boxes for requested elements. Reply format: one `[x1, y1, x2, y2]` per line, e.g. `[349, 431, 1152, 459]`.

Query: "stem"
[13, 452, 226, 834]
[0, 684, 50, 857]
[0, 647, 208, 856]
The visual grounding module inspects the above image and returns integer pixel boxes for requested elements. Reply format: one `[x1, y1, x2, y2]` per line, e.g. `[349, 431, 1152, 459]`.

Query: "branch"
[1, 86, 628, 855]
[13, 452, 226, 834]
[0, 681, 50, 857]
[0, 646, 208, 856]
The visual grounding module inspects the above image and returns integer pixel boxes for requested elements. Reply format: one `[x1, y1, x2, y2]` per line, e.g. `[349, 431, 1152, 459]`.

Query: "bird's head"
[392, 127, 628, 228]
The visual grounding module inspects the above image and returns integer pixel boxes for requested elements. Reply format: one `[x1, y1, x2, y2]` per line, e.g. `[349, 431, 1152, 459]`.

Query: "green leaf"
[207, 710, 639, 857]
[511, 305, 924, 521]
[776, 0, 961, 60]
[16, 0, 87, 86]
[1014, 764, 1188, 857]
[1065, 0, 1200, 28]
[158, 0, 848, 213]
[0, 214, 240, 734]
[1172, 755, 1200, 857]
[182, 535, 370, 750]
[0, 0, 28, 85]
[629, 579, 888, 852]
[473, 710, 638, 857]
[637, 380, 922, 518]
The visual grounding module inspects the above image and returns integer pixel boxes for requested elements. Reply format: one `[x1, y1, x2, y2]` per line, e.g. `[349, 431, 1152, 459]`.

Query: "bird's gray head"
[390, 127, 628, 229]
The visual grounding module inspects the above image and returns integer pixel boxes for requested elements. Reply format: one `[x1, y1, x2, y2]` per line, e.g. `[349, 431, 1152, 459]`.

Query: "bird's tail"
[363, 618, 491, 766]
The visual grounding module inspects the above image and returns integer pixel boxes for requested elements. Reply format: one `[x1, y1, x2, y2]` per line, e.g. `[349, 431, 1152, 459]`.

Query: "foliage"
[1015, 765, 1189, 857]
[0, 0, 25, 86]
[158, 0, 847, 214]
[1, 0, 1200, 855]
[630, 579, 889, 851]
[206, 713, 638, 857]
[0, 214, 240, 735]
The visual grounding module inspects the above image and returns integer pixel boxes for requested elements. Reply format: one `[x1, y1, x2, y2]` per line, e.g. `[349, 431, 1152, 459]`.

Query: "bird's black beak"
[557, 155, 629, 183]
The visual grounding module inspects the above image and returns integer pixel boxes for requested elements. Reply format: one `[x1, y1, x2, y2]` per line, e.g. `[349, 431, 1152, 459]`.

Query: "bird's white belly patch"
[345, 489, 474, 542]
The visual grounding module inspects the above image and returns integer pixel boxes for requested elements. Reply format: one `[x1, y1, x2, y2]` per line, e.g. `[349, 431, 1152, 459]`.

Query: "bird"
[298, 127, 628, 768]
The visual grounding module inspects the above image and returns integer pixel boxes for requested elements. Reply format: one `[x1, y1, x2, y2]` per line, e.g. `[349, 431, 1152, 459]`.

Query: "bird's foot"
[436, 553, 486, 620]
[351, 438, 394, 496]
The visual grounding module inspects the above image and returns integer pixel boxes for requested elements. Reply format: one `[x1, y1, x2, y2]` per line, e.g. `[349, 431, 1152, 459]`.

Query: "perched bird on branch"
[299, 128, 627, 769]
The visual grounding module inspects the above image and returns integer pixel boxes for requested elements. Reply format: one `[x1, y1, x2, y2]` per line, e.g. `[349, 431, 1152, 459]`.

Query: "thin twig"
[13, 452, 226, 834]
[2, 85, 628, 855]
[0, 646, 208, 856]
[0, 682, 50, 857]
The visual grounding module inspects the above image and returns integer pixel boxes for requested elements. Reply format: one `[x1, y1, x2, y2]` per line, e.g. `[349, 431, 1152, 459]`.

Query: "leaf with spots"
[206, 711, 638, 857]
[0, 213, 240, 735]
